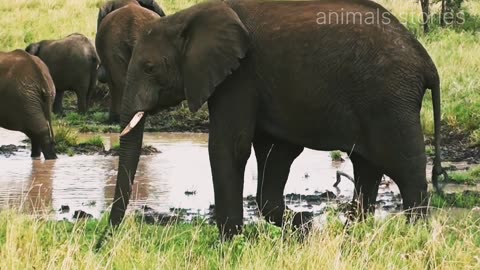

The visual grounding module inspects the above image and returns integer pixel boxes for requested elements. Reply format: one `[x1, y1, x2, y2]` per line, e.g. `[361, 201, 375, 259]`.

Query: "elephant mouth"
[120, 111, 145, 137]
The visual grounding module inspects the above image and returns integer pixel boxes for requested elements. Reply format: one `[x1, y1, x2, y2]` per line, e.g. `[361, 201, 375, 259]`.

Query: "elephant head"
[109, 1, 249, 226]
[97, 0, 165, 30]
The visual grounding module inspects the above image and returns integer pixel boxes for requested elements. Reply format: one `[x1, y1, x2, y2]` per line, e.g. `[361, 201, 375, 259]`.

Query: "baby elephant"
[0, 50, 57, 159]
[26, 33, 100, 114]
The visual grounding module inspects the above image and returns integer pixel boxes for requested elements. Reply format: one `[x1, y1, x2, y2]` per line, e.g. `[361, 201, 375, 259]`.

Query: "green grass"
[1, 209, 479, 269]
[330, 151, 343, 162]
[430, 191, 480, 208]
[1, 0, 478, 137]
[83, 135, 105, 147]
[53, 122, 105, 155]
[448, 166, 480, 185]
[54, 122, 79, 155]
[55, 111, 120, 133]
[110, 142, 120, 151]
[470, 129, 480, 146]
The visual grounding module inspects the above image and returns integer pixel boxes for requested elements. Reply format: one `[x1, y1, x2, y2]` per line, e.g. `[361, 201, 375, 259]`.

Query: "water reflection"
[0, 128, 402, 221]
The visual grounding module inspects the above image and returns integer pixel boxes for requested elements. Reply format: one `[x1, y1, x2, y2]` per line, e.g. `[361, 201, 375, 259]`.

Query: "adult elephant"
[25, 33, 99, 115]
[96, 0, 165, 123]
[0, 50, 57, 160]
[111, 0, 447, 238]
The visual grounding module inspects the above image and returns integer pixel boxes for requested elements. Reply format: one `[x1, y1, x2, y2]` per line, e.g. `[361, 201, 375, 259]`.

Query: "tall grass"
[0, 210, 479, 269]
[0, 0, 478, 139]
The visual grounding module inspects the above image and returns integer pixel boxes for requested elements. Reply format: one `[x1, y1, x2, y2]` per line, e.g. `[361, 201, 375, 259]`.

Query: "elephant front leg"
[209, 129, 252, 240]
[207, 83, 257, 239]
[253, 134, 307, 228]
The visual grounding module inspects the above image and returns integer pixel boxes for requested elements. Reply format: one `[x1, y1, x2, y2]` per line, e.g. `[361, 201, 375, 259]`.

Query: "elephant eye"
[144, 63, 155, 74]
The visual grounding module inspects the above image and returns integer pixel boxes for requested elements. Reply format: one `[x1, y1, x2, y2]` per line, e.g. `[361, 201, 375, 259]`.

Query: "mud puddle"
[0, 128, 476, 223]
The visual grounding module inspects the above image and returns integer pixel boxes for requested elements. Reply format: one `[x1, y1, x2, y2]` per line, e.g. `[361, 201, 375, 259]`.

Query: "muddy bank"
[0, 143, 160, 157]
[131, 190, 404, 225]
[102, 145, 161, 156]
[427, 126, 480, 164]
[0, 144, 26, 158]
[73, 144, 161, 156]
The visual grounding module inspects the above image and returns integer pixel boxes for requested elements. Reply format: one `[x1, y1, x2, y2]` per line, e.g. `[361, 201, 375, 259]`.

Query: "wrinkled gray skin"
[25, 33, 99, 115]
[96, 0, 165, 123]
[0, 50, 57, 160]
[111, 0, 447, 239]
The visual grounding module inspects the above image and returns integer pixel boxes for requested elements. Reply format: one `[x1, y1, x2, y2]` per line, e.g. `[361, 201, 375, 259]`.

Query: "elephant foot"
[217, 216, 243, 241]
[31, 156, 41, 160]
[291, 211, 313, 234]
[42, 143, 58, 160]
[343, 199, 376, 222]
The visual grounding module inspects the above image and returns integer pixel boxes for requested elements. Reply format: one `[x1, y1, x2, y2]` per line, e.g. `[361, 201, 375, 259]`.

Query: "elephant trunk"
[109, 104, 146, 226]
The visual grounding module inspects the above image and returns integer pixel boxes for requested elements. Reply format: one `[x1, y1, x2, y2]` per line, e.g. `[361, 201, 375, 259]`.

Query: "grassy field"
[0, 0, 479, 143]
[1, 2, 479, 268]
[0, 209, 479, 269]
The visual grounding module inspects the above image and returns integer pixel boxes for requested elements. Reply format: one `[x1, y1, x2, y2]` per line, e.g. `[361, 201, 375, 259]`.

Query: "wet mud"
[0, 144, 26, 158]
[427, 127, 480, 164]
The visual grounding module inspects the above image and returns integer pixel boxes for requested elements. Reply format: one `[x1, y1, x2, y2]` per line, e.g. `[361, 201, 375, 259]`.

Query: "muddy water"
[1, 127, 405, 222]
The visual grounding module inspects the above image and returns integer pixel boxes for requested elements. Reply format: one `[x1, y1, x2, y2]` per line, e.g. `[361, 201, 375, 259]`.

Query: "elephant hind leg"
[378, 121, 428, 219]
[386, 158, 428, 220]
[27, 126, 57, 160]
[253, 134, 305, 227]
[28, 135, 42, 160]
[41, 140, 57, 160]
[349, 153, 383, 219]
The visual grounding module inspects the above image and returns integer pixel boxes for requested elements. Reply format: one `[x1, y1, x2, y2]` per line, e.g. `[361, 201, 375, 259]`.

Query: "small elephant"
[0, 50, 57, 159]
[96, 0, 165, 123]
[25, 33, 99, 115]
[109, 0, 448, 238]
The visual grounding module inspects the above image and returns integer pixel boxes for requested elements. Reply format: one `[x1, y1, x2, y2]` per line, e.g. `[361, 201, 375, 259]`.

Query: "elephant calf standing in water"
[109, 0, 448, 239]
[0, 50, 57, 159]
[26, 33, 99, 115]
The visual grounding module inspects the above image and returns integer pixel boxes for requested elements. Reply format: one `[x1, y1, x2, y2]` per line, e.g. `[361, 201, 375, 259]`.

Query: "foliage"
[430, 190, 480, 208]
[54, 122, 79, 155]
[53, 122, 105, 155]
[330, 151, 343, 162]
[82, 135, 104, 147]
[448, 166, 480, 184]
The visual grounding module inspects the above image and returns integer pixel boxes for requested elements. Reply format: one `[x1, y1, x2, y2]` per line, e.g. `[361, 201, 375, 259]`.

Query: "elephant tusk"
[120, 111, 144, 137]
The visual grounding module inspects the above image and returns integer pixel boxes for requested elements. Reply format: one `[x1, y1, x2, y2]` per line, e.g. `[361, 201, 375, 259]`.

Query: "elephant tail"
[41, 86, 55, 144]
[429, 76, 447, 195]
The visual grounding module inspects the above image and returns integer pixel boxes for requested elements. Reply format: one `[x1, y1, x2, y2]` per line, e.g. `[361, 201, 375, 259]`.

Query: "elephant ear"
[179, 2, 249, 112]
[25, 43, 40, 55]
[137, 0, 165, 17]
[97, 1, 116, 30]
